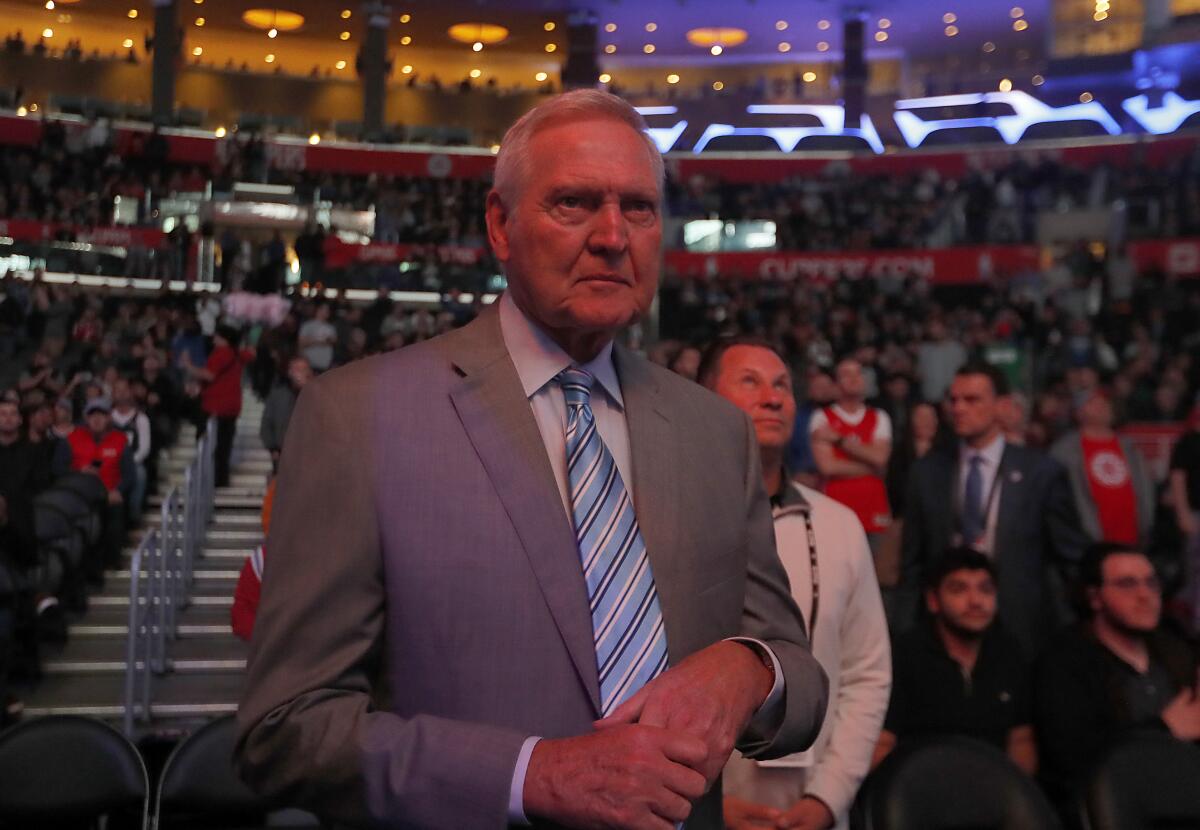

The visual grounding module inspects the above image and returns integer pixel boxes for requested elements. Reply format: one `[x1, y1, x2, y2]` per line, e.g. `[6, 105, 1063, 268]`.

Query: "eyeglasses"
[1104, 576, 1161, 592]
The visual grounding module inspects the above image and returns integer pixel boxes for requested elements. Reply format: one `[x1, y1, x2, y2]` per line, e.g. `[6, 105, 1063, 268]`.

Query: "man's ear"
[485, 190, 510, 263]
[924, 588, 940, 616]
[1086, 586, 1102, 615]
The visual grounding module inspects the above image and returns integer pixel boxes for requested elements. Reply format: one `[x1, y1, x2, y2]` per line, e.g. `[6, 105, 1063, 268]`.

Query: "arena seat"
[0, 715, 149, 829]
[1080, 731, 1200, 830]
[155, 714, 318, 829]
[56, 471, 109, 545]
[855, 736, 1060, 830]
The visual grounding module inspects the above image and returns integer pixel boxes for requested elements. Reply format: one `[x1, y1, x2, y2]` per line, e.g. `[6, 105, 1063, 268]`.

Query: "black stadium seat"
[856, 736, 1060, 830]
[1080, 731, 1200, 830]
[0, 715, 149, 829]
[155, 715, 318, 829]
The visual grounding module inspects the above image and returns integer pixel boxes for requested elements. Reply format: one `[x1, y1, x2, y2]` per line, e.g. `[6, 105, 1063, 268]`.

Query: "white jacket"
[724, 483, 892, 828]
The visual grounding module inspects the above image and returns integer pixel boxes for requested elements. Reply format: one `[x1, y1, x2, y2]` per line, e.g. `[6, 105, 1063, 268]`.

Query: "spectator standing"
[298, 302, 337, 373]
[876, 548, 1037, 775]
[916, 319, 967, 404]
[110, 377, 152, 520]
[182, 325, 253, 489]
[810, 358, 893, 543]
[260, 356, 312, 472]
[704, 340, 891, 830]
[1051, 389, 1155, 548]
[901, 363, 1086, 654]
[1034, 544, 1200, 815]
[0, 398, 49, 572]
[1169, 404, 1200, 633]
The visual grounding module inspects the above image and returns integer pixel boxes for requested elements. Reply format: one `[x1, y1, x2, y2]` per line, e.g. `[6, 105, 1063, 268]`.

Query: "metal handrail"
[122, 528, 160, 737]
[122, 417, 218, 736]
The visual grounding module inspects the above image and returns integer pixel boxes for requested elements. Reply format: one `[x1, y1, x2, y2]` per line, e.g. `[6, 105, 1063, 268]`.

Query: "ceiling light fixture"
[803, 71, 817, 82]
[604, 44, 616, 53]
[999, 78, 1012, 91]
[242, 9, 304, 33]
[643, 43, 655, 53]
[535, 71, 548, 82]
[42, 27, 53, 38]
[194, 17, 204, 26]
[122, 37, 134, 48]
[776, 20, 788, 30]
[1010, 6, 1024, 17]
[817, 41, 830, 51]
[667, 73, 680, 84]
[45, 1, 54, 10]
[545, 43, 556, 52]
[879, 18, 891, 28]
[473, 41, 483, 51]
[943, 12, 957, 23]
[341, 9, 351, 19]
[401, 64, 413, 73]
[127, 8, 137, 19]
[711, 45, 722, 55]
[265, 53, 275, 62]
[599, 72, 611, 83]
[778, 42, 791, 52]
[268, 28, 278, 38]
[1013, 19, 1028, 30]
[544, 22, 555, 31]
[604, 23, 616, 32]
[875, 31, 888, 41]
[340, 30, 350, 40]
[399, 14, 410, 23]
[192, 45, 202, 55]
[713, 81, 724, 91]
[400, 35, 411, 44]
[308, 133, 320, 145]
[335, 59, 346, 69]
[818, 19, 831, 30]
[645, 22, 657, 32]
[469, 68, 481, 78]
[215, 126, 226, 137]
[945, 24, 959, 35]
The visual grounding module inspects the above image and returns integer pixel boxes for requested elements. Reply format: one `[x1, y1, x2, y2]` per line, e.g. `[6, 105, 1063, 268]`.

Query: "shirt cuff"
[726, 637, 785, 721]
[507, 735, 541, 825]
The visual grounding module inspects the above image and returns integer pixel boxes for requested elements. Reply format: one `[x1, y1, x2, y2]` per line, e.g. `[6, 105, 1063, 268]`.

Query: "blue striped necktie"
[558, 367, 669, 716]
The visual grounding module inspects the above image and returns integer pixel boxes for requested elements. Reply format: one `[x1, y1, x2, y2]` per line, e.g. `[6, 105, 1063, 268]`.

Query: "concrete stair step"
[21, 670, 245, 719]
[167, 472, 266, 488]
[40, 636, 249, 675]
[70, 602, 233, 637]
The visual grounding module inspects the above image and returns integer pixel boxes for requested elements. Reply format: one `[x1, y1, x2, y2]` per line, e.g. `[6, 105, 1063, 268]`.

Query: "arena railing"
[123, 418, 217, 735]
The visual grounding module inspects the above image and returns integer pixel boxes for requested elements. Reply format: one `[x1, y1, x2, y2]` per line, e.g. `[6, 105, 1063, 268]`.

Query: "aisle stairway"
[23, 397, 268, 732]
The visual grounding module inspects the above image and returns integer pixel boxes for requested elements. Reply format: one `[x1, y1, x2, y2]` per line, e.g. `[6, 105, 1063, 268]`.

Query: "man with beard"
[1034, 544, 1200, 812]
[874, 548, 1037, 775]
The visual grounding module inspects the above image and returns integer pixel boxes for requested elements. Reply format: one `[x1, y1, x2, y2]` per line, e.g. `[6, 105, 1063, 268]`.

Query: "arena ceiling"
[14, 0, 1055, 63]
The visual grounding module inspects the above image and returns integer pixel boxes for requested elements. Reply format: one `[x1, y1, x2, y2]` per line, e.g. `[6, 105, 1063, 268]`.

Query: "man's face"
[486, 117, 662, 341]
[1091, 553, 1161, 634]
[113, 380, 132, 407]
[1078, 392, 1113, 430]
[0, 403, 20, 436]
[948, 374, 1000, 442]
[927, 568, 997, 637]
[711, 345, 796, 454]
[86, 410, 110, 434]
[835, 359, 866, 401]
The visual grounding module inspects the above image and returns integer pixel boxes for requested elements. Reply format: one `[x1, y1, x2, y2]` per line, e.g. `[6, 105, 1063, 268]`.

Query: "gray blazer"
[1050, 431, 1156, 547]
[234, 305, 828, 829]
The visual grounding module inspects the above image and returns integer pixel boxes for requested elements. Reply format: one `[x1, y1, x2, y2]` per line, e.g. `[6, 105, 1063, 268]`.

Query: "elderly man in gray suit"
[235, 90, 827, 829]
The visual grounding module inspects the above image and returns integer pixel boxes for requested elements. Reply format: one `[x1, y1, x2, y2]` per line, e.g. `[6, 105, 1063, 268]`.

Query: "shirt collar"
[498, 292, 623, 408]
[960, 433, 1006, 467]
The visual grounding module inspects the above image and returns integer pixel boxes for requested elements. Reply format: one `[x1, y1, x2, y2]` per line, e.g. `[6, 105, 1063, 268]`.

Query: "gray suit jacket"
[1049, 431, 1156, 548]
[235, 305, 827, 829]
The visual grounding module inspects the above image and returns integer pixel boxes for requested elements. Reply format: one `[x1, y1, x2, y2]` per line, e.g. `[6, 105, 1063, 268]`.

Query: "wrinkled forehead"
[527, 118, 661, 192]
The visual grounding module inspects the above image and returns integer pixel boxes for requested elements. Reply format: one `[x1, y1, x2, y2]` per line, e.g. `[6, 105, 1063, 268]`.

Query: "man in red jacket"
[58, 397, 134, 582]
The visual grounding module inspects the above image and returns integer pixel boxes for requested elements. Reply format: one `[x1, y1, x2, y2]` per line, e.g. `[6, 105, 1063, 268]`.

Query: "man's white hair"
[492, 89, 664, 206]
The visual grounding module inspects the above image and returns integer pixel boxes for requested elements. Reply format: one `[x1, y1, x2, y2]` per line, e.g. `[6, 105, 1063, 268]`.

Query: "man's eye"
[626, 201, 655, 214]
[559, 196, 583, 209]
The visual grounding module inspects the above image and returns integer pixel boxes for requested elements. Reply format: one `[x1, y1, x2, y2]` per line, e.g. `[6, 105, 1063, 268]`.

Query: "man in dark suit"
[235, 90, 827, 829]
[900, 362, 1086, 655]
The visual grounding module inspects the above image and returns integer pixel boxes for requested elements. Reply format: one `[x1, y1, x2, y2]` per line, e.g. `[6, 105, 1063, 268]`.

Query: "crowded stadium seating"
[2, 5, 1200, 824]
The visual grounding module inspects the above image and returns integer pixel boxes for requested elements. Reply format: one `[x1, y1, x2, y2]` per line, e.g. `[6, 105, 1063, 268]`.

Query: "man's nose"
[588, 203, 629, 254]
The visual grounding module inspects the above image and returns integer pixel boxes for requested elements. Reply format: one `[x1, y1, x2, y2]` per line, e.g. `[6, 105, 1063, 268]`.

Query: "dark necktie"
[961, 454, 985, 545]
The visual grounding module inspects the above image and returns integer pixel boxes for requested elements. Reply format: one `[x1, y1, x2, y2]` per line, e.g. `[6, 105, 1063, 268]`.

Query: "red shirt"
[67, 427, 127, 493]
[201, 345, 252, 418]
[1081, 435, 1139, 545]
[821, 406, 892, 533]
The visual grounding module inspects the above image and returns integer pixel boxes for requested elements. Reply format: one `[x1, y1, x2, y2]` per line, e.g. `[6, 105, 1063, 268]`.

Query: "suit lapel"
[443, 310, 602, 712]
[614, 346, 684, 663]
[994, 445, 1021, 560]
